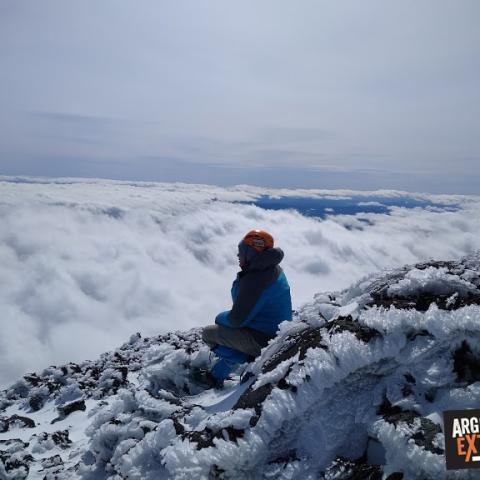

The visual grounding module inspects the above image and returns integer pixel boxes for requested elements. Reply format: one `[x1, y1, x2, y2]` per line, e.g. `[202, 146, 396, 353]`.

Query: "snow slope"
[1, 253, 480, 479]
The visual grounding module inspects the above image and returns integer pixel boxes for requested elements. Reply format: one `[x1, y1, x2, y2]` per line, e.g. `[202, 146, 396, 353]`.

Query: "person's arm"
[214, 277, 241, 327]
[215, 272, 272, 328]
[229, 291, 268, 327]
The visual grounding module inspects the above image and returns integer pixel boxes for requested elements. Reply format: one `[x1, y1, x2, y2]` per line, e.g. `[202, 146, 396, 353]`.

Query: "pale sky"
[1, 0, 479, 193]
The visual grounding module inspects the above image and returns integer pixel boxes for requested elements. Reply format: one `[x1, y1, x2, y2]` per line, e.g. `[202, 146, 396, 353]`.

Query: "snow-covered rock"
[1, 253, 480, 479]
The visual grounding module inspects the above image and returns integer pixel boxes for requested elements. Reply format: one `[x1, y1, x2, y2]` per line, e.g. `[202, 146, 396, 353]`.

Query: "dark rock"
[277, 378, 297, 392]
[249, 415, 259, 428]
[424, 389, 436, 403]
[401, 384, 413, 397]
[0, 414, 35, 432]
[117, 366, 128, 381]
[324, 456, 383, 480]
[453, 340, 480, 384]
[7, 382, 30, 399]
[367, 258, 480, 312]
[45, 380, 62, 394]
[41, 454, 64, 469]
[262, 327, 327, 374]
[219, 426, 245, 443]
[327, 316, 381, 343]
[169, 406, 198, 436]
[153, 389, 182, 406]
[385, 474, 403, 480]
[177, 392, 253, 451]
[239, 371, 255, 384]
[185, 427, 215, 450]
[369, 291, 480, 311]
[59, 399, 86, 416]
[34, 430, 72, 451]
[23, 373, 41, 387]
[233, 342, 308, 438]
[96, 365, 130, 395]
[185, 425, 246, 451]
[209, 464, 225, 478]
[414, 260, 463, 272]
[52, 399, 86, 423]
[84, 366, 102, 381]
[29, 393, 46, 411]
[171, 416, 185, 435]
[0, 438, 29, 449]
[411, 418, 443, 454]
[68, 362, 82, 374]
[1, 451, 34, 474]
[377, 397, 417, 426]
[51, 430, 72, 449]
[234, 383, 273, 411]
[141, 425, 152, 434]
[377, 397, 443, 454]
[268, 449, 299, 464]
[405, 329, 432, 341]
[114, 351, 126, 362]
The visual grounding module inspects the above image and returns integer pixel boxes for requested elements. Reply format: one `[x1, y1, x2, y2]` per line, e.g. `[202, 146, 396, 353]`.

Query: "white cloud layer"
[0, 177, 479, 387]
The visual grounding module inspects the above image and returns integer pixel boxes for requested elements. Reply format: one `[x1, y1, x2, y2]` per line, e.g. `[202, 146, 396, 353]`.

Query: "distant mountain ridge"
[1, 253, 480, 479]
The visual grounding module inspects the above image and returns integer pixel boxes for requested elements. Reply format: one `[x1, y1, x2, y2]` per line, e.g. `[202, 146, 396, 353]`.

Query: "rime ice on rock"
[1, 254, 480, 479]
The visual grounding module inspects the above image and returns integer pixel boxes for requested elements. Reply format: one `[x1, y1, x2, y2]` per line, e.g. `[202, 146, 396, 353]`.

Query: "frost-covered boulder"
[1, 253, 480, 479]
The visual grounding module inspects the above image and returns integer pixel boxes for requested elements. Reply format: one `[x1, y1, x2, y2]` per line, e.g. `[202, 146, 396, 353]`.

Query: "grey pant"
[202, 325, 271, 359]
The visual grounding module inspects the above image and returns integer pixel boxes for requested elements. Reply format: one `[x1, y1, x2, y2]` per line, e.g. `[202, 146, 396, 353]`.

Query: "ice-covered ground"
[1, 253, 480, 479]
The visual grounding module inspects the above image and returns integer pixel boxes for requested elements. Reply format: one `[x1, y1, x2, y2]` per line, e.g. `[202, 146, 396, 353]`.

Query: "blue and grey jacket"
[215, 247, 292, 336]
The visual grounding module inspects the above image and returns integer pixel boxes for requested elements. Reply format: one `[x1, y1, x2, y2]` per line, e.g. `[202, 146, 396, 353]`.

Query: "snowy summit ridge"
[1, 253, 480, 479]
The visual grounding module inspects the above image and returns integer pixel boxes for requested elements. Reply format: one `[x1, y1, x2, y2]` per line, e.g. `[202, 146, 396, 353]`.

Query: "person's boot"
[191, 367, 224, 389]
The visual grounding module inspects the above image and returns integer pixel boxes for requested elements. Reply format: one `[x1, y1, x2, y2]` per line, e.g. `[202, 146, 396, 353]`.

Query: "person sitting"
[195, 229, 292, 388]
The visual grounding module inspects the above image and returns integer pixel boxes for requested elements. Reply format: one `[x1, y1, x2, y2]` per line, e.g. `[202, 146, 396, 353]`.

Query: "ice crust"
[1, 253, 480, 479]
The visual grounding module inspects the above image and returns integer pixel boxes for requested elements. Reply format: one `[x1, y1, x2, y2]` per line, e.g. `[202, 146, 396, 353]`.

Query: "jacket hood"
[247, 247, 284, 271]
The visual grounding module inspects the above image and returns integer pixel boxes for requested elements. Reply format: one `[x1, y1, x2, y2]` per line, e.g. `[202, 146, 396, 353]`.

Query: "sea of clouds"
[0, 176, 479, 387]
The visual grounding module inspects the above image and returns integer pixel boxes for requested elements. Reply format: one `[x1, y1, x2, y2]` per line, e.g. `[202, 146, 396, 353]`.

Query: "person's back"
[218, 243, 292, 335]
[196, 229, 292, 388]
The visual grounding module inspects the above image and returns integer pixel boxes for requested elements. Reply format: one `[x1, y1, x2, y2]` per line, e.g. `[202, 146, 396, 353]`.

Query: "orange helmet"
[242, 229, 274, 252]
